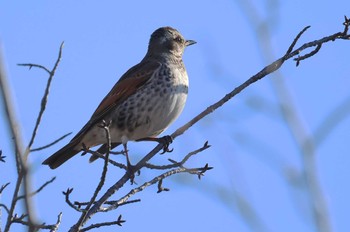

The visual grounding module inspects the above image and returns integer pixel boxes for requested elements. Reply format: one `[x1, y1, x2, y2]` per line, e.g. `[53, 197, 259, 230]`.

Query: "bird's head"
[148, 27, 196, 58]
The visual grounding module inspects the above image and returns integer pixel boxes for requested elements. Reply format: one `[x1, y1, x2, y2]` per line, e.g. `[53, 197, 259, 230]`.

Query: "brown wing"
[70, 60, 162, 142]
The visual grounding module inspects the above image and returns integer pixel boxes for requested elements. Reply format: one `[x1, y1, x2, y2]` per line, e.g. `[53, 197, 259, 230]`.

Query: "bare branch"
[82, 149, 127, 170]
[48, 212, 63, 232]
[171, 19, 350, 140]
[17, 63, 51, 74]
[16, 177, 56, 201]
[102, 164, 212, 213]
[30, 133, 72, 152]
[288, 25, 311, 52]
[1, 42, 66, 232]
[23, 41, 65, 157]
[157, 179, 170, 193]
[144, 141, 210, 170]
[72, 120, 112, 230]
[0, 204, 10, 214]
[80, 215, 125, 231]
[294, 44, 322, 66]
[63, 188, 84, 212]
[11, 212, 62, 231]
[68, 19, 350, 228]
[0, 182, 10, 194]
[73, 199, 140, 209]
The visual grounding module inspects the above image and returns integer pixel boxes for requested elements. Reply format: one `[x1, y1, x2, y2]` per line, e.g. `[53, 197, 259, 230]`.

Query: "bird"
[42, 26, 196, 169]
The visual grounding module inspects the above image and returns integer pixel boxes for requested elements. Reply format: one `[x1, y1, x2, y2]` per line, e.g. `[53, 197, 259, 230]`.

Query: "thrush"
[42, 26, 196, 169]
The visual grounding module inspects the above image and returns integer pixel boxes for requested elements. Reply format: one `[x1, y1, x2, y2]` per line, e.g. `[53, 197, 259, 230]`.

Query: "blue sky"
[1, 1, 350, 231]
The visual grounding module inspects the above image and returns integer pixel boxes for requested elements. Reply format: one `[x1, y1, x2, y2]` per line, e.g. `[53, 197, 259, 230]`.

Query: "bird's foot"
[158, 135, 173, 154]
[136, 135, 173, 154]
[126, 163, 136, 184]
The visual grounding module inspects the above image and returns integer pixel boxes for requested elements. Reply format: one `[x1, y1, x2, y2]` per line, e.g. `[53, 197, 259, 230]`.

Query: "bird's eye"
[174, 36, 183, 43]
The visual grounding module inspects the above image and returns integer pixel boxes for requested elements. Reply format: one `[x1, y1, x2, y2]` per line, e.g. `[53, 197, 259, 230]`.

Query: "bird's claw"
[159, 135, 173, 154]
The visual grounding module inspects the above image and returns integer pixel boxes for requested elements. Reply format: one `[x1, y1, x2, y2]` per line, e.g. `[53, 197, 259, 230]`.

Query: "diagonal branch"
[171, 20, 349, 139]
[74, 19, 350, 229]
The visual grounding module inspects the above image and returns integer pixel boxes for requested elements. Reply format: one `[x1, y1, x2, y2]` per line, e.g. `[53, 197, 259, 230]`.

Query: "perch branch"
[70, 20, 350, 228]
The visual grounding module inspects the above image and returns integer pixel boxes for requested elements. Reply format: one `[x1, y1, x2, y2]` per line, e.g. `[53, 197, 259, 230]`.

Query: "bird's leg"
[123, 143, 132, 168]
[123, 142, 136, 183]
[136, 135, 173, 154]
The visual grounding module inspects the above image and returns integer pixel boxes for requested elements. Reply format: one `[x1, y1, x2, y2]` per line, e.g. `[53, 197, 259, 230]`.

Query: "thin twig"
[295, 44, 322, 66]
[11, 212, 62, 231]
[82, 149, 127, 170]
[16, 177, 56, 201]
[30, 133, 72, 152]
[144, 141, 210, 170]
[79, 142, 164, 228]
[1, 42, 66, 232]
[238, 10, 350, 232]
[74, 199, 140, 208]
[157, 179, 170, 193]
[49, 212, 63, 232]
[0, 204, 10, 214]
[0, 183, 10, 194]
[80, 215, 125, 231]
[63, 188, 84, 212]
[72, 120, 112, 231]
[102, 164, 212, 213]
[17, 63, 51, 74]
[23, 41, 65, 158]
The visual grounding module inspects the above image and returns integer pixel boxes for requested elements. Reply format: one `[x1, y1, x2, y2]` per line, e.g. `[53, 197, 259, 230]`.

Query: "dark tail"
[42, 141, 80, 169]
[89, 142, 121, 162]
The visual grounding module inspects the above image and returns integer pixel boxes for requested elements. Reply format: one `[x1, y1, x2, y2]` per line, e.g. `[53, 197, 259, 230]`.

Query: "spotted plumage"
[43, 27, 196, 169]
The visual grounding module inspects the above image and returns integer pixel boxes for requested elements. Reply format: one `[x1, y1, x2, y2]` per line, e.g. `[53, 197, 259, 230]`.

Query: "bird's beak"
[185, 40, 196, 47]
